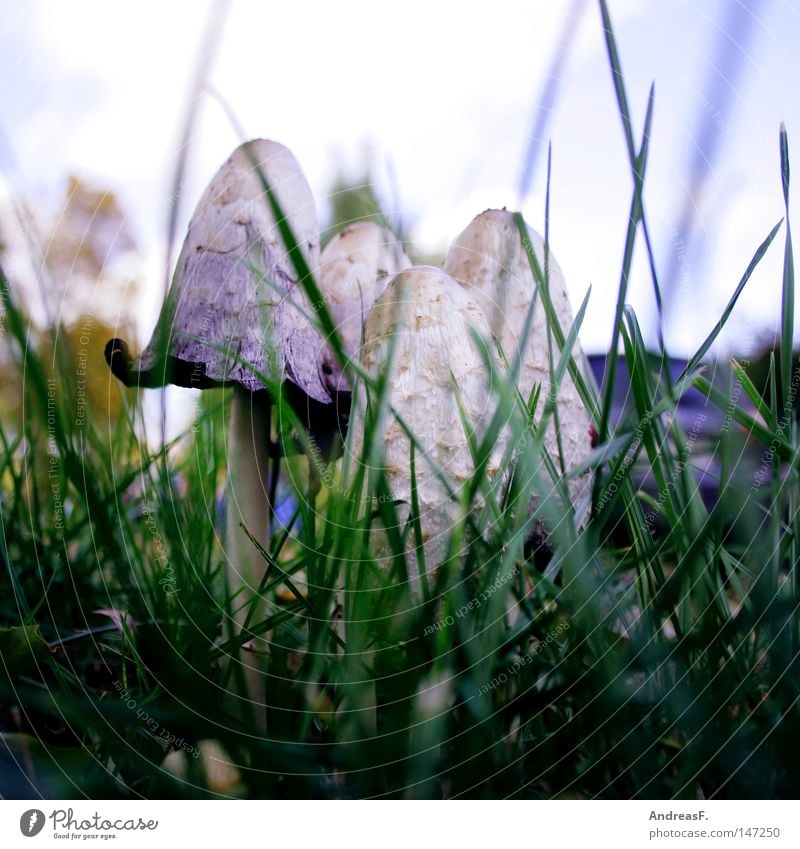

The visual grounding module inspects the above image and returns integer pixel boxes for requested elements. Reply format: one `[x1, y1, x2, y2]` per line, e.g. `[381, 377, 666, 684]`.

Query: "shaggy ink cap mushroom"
[444, 208, 594, 525]
[317, 221, 411, 393]
[104, 138, 348, 444]
[104, 139, 342, 726]
[351, 265, 497, 573]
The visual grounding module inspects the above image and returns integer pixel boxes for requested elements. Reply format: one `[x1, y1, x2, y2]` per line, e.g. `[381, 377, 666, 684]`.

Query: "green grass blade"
[779, 124, 795, 413]
[681, 221, 783, 381]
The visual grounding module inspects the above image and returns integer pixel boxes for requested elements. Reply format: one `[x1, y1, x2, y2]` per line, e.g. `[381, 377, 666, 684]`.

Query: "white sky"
[1, 0, 798, 360]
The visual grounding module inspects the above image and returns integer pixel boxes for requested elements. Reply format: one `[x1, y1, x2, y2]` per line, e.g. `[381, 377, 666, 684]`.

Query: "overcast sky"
[1, 0, 798, 359]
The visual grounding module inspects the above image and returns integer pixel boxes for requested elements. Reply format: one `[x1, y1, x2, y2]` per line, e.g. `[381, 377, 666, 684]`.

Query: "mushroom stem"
[226, 385, 272, 730]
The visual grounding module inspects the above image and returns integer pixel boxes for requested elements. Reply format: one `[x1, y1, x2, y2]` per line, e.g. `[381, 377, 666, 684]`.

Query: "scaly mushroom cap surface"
[444, 208, 593, 520]
[352, 266, 496, 570]
[109, 139, 330, 403]
[318, 221, 411, 392]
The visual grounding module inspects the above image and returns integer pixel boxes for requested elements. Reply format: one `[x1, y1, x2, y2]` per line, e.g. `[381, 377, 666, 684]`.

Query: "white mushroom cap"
[444, 208, 593, 520]
[351, 265, 497, 570]
[122, 139, 331, 403]
[318, 221, 411, 392]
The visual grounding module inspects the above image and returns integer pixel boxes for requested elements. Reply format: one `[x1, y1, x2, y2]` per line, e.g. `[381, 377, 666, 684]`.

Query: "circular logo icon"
[20, 810, 46, 837]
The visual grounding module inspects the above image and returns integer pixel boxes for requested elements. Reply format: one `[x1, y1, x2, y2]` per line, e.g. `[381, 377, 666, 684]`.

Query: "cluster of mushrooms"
[105, 139, 594, 615]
